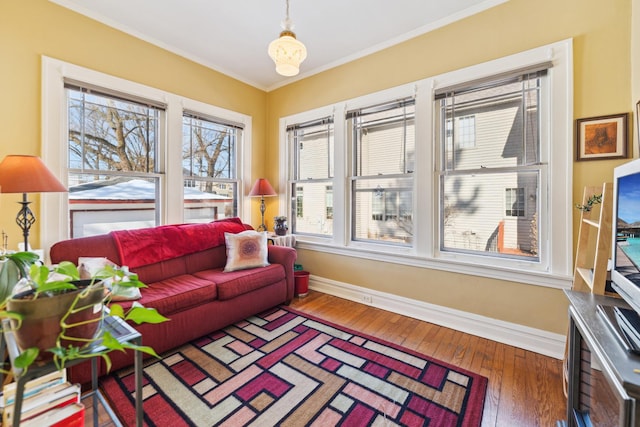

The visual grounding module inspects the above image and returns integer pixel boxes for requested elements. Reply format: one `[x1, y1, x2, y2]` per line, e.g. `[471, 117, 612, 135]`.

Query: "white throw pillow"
[223, 230, 270, 272]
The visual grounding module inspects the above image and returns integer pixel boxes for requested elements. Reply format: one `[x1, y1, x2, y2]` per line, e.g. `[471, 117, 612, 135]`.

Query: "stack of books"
[0, 369, 84, 426]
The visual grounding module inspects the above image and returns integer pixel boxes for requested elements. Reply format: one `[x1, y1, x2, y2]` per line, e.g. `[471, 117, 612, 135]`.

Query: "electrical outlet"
[362, 295, 373, 304]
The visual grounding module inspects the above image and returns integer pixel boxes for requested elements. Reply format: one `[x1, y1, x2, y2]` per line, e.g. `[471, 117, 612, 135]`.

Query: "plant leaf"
[101, 331, 125, 352]
[54, 262, 80, 280]
[125, 306, 169, 325]
[121, 342, 161, 358]
[14, 347, 39, 369]
[109, 304, 125, 319]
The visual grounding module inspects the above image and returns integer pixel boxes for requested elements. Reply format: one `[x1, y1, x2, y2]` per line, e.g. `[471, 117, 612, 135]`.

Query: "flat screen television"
[607, 158, 640, 352]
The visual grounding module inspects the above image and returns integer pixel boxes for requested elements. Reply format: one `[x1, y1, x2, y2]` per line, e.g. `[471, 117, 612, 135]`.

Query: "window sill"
[295, 239, 573, 290]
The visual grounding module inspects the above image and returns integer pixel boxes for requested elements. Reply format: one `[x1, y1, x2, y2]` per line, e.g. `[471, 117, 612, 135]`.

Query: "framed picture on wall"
[636, 101, 640, 154]
[576, 113, 629, 161]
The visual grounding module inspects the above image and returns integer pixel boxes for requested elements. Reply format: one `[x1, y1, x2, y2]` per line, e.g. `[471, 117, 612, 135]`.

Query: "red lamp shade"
[248, 178, 276, 197]
[0, 155, 66, 193]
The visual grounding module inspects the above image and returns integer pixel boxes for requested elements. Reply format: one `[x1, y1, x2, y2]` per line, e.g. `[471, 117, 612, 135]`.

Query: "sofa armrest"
[267, 245, 297, 302]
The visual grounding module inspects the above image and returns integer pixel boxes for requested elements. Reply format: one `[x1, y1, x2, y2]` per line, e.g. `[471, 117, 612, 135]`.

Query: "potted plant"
[1, 260, 168, 373]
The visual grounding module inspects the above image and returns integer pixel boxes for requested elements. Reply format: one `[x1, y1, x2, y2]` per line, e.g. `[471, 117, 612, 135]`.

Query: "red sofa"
[49, 218, 296, 384]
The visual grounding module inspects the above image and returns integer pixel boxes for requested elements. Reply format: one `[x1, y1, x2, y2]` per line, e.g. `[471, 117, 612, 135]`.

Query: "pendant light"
[268, 0, 307, 77]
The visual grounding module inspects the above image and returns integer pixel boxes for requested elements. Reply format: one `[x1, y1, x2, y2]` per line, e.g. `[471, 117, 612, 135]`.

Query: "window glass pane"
[66, 86, 161, 237]
[182, 116, 236, 179]
[441, 76, 540, 172]
[291, 181, 333, 236]
[353, 176, 413, 245]
[184, 179, 237, 223]
[67, 89, 158, 173]
[441, 171, 539, 259]
[352, 102, 415, 176]
[68, 174, 158, 237]
[293, 123, 334, 180]
[182, 115, 239, 222]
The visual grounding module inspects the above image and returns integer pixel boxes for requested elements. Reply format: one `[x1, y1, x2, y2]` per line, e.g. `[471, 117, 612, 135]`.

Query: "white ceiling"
[50, 0, 506, 91]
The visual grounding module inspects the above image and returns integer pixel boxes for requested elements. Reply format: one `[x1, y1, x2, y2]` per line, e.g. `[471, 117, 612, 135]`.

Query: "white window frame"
[41, 56, 252, 253]
[278, 39, 572, 289]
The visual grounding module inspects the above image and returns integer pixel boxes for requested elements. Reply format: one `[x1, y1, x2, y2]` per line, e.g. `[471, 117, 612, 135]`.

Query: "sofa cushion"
[114, 274, 217, 315]
[194, 264, 284, 301]
[223, 230, 269, 272]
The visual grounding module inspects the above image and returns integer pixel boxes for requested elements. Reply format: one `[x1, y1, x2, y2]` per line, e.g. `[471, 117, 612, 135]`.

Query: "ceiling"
[50, 0, 506, 91]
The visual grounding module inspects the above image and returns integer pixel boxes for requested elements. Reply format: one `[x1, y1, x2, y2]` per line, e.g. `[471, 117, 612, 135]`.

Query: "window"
[505, 188, 525, 217]
[42, 57, 252, 248]
[278, 40, 571, 287]
[287, 117, 334, 236]
[295, 186, 304, 218]
[66, 84, 163, 237]
[446, 115, 476, 149]
[436, 65, 548, 260]
[325, 186, 333, 219]
[347, 99, 415, 245]
[182, 113, 241, 223]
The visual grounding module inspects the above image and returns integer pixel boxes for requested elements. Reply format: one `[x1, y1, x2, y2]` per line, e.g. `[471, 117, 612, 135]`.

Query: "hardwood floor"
[289, 291, 567, 427]
[86, 290, 567, 426]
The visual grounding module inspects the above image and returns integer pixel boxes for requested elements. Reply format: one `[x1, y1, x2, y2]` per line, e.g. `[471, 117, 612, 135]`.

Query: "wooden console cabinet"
[565, 290, 640, 426]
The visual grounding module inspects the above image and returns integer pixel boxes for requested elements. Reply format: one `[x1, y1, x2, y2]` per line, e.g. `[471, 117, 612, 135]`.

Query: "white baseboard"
[307, 274, 566, 359]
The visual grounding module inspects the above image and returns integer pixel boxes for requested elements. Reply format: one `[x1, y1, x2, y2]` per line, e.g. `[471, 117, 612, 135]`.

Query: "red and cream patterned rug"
[101, 306, 487, 426]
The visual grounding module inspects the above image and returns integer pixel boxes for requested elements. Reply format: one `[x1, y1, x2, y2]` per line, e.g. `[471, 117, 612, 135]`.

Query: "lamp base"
[16, 193, 35, 252]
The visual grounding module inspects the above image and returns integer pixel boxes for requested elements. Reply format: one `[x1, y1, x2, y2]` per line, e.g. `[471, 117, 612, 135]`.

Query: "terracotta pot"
[7, 280, 105, 358]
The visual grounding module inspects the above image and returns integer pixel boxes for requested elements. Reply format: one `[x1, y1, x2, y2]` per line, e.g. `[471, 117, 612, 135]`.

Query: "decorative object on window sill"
[0, 155, 67, 251]
[268, 0, 307, 76]
[576, 113, 629, 161]
[248, 178, 277, 232]
[575, 193, 602, 212]
[274, 216, 288, 236]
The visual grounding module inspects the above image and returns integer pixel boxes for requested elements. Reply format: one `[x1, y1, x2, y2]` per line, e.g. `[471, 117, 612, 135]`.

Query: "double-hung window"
[287, 117, 334, 236]
[435, 65, 550, 260]
[182, 113, 240, 223]
[66, 83, 164, 237]
[347, 99, 415, 245]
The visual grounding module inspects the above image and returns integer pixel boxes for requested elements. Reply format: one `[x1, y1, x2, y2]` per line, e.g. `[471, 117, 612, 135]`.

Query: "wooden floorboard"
[86, 290, 567, 426]
[290, 291, 567, 427]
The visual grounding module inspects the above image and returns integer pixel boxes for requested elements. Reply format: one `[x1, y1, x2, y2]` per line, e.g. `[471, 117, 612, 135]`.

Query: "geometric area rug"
[100, 306, 488, 426]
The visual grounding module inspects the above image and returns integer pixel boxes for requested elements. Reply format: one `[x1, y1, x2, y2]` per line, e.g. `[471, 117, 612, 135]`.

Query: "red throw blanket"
[110, 218, 248, 268]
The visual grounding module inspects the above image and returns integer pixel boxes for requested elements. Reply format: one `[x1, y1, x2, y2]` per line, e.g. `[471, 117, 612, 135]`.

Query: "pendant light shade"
[268, 0, 307, 77]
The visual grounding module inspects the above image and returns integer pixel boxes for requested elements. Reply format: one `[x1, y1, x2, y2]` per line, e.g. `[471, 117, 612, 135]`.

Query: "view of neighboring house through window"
[182, 113, 240, 223]
[287, 118, 334, 236]
[436, 66, 548, 259]
[66, 84, 163, 238]
[347, 98, 415, 245]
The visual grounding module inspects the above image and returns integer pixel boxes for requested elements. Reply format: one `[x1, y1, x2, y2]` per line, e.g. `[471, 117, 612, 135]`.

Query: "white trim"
[41, 56, 252, 257]
[308, 275, 566, 359]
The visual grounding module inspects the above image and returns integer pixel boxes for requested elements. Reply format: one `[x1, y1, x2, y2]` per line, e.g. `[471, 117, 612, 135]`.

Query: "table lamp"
[248, 178, 277, 231]
[0, 155, 67, 251]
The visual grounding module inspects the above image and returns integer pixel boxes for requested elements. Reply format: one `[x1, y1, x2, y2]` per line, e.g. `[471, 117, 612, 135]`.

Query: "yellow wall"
[268, 0, 632, 334]
[0, 0, 634, 335]
[0, 0, 267, 246]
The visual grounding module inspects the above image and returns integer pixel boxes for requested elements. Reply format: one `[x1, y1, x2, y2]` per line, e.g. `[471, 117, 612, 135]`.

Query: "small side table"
[0, 315, 143, 427]
[268, 234, 296, 248]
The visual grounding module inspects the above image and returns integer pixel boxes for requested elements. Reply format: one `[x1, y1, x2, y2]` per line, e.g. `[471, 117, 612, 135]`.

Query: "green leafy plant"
[0, 252, 40, 301]
[575, 193, 602, 212]
[2, 260, 168, 373]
